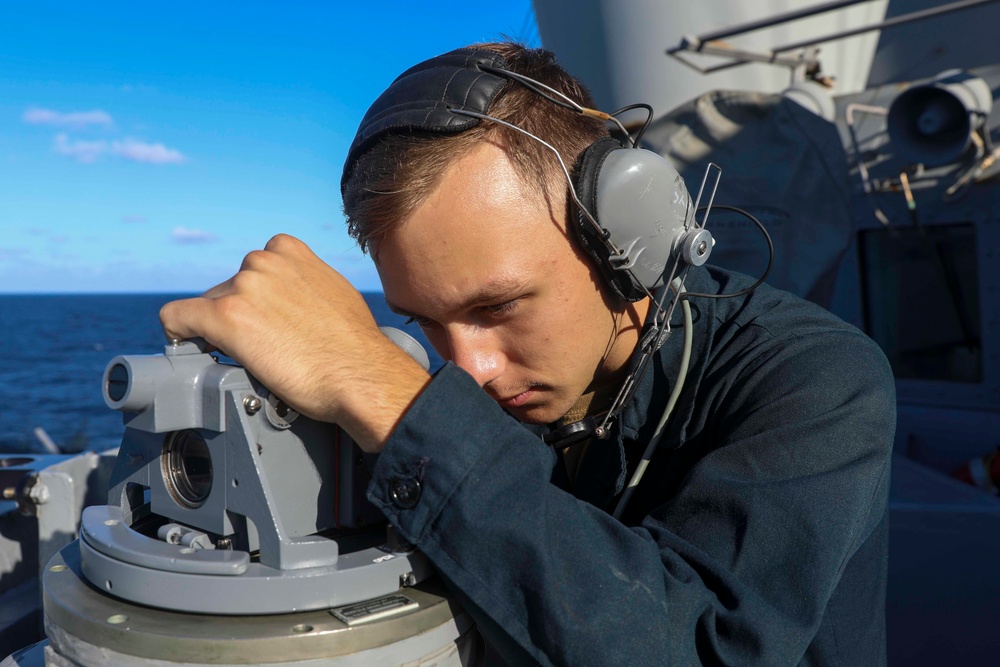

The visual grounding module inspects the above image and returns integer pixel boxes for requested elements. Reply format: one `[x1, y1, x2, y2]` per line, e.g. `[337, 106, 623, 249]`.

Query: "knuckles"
[228, 268, 261, 295]
[158, 301, 178, 335]
[241, 235, 314, 276]
[265, 233, 304, 254]
[212, 293, 250, 328]
[240, 248, 271, 272]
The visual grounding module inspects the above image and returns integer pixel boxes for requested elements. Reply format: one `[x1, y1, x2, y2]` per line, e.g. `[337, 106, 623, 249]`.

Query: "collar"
[563, 266, 717, 508]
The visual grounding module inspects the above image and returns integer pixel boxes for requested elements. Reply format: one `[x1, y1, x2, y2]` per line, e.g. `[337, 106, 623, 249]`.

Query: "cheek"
[504, 293, 602, 371]
[422, 328, 450, 360]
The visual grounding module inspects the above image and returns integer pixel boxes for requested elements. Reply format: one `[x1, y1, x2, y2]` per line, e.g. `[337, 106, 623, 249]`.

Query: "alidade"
[27, 331, 480, 667]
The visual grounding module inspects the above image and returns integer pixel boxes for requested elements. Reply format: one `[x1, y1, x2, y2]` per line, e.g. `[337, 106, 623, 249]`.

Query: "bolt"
[243, 395, 262, 415]
[400, 572, 417, 587]
[216, 537, 232, 550]
[158, 525, 183, 544]
[27, 483, 50, 505]
[183, 532, 214, 550]
[697, 241, 708, 256]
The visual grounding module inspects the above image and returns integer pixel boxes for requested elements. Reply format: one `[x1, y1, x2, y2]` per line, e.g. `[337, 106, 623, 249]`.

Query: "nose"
[441, 325, 506, 387]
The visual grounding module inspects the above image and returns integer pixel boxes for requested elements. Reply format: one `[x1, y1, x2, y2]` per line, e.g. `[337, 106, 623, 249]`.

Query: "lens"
[106, 363, 129, 402]
[162, 430, 213, 508]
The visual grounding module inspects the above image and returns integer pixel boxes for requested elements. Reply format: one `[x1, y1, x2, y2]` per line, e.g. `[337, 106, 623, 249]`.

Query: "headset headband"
[341, 48, 509, 194]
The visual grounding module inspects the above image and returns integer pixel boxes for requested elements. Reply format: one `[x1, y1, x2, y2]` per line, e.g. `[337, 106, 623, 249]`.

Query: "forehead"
[374, 142, 571, 313]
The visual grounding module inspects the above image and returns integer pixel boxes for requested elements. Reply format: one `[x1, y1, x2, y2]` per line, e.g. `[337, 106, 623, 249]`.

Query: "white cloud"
[54, 133, 107, 163]
[172, 227, 219, 244]
[112, 139, 184, 164]
[52, 134, 185, 165]
[24, 107, 113, 129]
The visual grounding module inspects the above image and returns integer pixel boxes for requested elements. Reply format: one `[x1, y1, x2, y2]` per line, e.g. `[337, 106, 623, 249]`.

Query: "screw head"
[29, 485, 50, 504]
[243, 395, 262, 415]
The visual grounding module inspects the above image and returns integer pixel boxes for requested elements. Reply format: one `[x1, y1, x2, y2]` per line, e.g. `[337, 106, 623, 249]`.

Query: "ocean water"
[0, 294, 442, 455]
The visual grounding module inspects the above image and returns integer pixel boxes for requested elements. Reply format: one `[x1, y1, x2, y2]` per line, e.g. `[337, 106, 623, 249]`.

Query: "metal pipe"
[773, 0, 1000, 53]
[845, 103, 888, 195]
[679, 40, 816, 68]
[675, 0, 872, 47]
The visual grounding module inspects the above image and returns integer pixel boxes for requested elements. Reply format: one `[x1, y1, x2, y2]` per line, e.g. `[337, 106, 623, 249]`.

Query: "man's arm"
[159, 233, 431, 450]
[367, 329, 895, 666]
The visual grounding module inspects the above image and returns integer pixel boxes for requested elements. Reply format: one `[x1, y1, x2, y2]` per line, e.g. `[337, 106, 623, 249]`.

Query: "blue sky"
[0, 1, 539, 293]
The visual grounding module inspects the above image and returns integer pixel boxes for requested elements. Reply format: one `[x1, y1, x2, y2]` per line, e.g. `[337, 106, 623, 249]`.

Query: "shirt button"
[389, 476, 421, 509]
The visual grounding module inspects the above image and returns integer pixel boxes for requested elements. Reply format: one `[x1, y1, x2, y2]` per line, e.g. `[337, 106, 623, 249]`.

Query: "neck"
[565, 296, 651, 423]
[597, 295, 651, 385]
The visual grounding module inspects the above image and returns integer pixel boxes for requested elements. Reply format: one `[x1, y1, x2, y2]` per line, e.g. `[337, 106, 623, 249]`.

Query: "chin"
[507, 401, 570, 426]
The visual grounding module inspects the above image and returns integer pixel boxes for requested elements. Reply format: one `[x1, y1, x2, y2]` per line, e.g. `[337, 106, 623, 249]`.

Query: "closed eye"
[482, 299, 520, 319]
[404, 315, 434, 328]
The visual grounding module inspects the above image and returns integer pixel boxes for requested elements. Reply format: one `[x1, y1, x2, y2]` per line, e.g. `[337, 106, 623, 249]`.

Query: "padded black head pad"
[341, 48, 509, 194]
[572, 137, 645, 302]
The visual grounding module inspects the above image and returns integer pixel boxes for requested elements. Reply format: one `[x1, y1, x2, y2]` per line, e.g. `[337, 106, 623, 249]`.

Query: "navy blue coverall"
[367, 266, 896, 666]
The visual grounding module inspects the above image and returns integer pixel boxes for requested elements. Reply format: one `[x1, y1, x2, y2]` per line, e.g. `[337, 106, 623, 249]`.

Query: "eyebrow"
[385, 276, 529, 319]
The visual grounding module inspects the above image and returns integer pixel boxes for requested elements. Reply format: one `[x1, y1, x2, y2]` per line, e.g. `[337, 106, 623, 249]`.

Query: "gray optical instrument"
[83, 330, 431, 616]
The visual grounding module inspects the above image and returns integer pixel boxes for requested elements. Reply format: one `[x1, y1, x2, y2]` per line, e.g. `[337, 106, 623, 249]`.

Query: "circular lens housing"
[162, 430, 213, 508]
[106, 363, 129, 403]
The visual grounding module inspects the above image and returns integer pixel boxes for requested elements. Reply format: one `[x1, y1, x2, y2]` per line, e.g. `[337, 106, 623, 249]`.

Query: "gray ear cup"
[572, 137, 647, 302]
[594, 148, 695, 292]
[572, 138, 695, 301]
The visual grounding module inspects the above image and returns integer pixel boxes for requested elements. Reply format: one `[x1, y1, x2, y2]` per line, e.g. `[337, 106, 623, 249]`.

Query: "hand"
[159, 234, 431, 452]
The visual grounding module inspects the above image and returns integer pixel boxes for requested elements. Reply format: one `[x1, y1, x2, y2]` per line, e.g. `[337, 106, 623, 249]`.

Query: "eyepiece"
[106, 363, 130, 403]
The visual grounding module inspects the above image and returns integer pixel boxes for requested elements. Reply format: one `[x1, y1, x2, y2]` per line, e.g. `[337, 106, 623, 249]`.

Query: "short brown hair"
[342, 42, 608, 254]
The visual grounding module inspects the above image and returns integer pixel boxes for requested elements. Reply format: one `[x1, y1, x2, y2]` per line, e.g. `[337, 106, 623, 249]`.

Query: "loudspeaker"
[888, 69, 992, 167]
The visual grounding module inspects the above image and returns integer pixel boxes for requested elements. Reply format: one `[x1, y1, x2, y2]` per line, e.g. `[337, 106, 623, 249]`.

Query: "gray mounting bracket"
[80, 505, 431, 615]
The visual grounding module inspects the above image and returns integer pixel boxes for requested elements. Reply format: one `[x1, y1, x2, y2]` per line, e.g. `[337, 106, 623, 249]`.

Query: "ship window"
[859, 223, 982, 383]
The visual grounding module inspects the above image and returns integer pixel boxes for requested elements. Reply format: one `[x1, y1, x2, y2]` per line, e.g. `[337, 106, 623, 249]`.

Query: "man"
[161, 43, 895, 665]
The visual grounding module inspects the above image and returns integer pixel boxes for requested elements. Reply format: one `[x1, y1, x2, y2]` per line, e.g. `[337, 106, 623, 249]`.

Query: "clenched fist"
[160, 234, 431, 452]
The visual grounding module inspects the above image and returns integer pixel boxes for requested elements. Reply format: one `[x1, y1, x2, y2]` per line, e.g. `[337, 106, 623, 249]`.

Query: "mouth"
[488, 381, 546, 410]
[495, 388, 536, 409]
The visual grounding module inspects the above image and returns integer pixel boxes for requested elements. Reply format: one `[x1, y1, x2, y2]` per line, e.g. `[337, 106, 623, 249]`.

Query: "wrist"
[321, 342, 432, 453]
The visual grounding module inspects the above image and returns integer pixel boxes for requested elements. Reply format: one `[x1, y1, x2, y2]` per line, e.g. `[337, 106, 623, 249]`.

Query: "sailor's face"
[376, 141, 642, 424]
